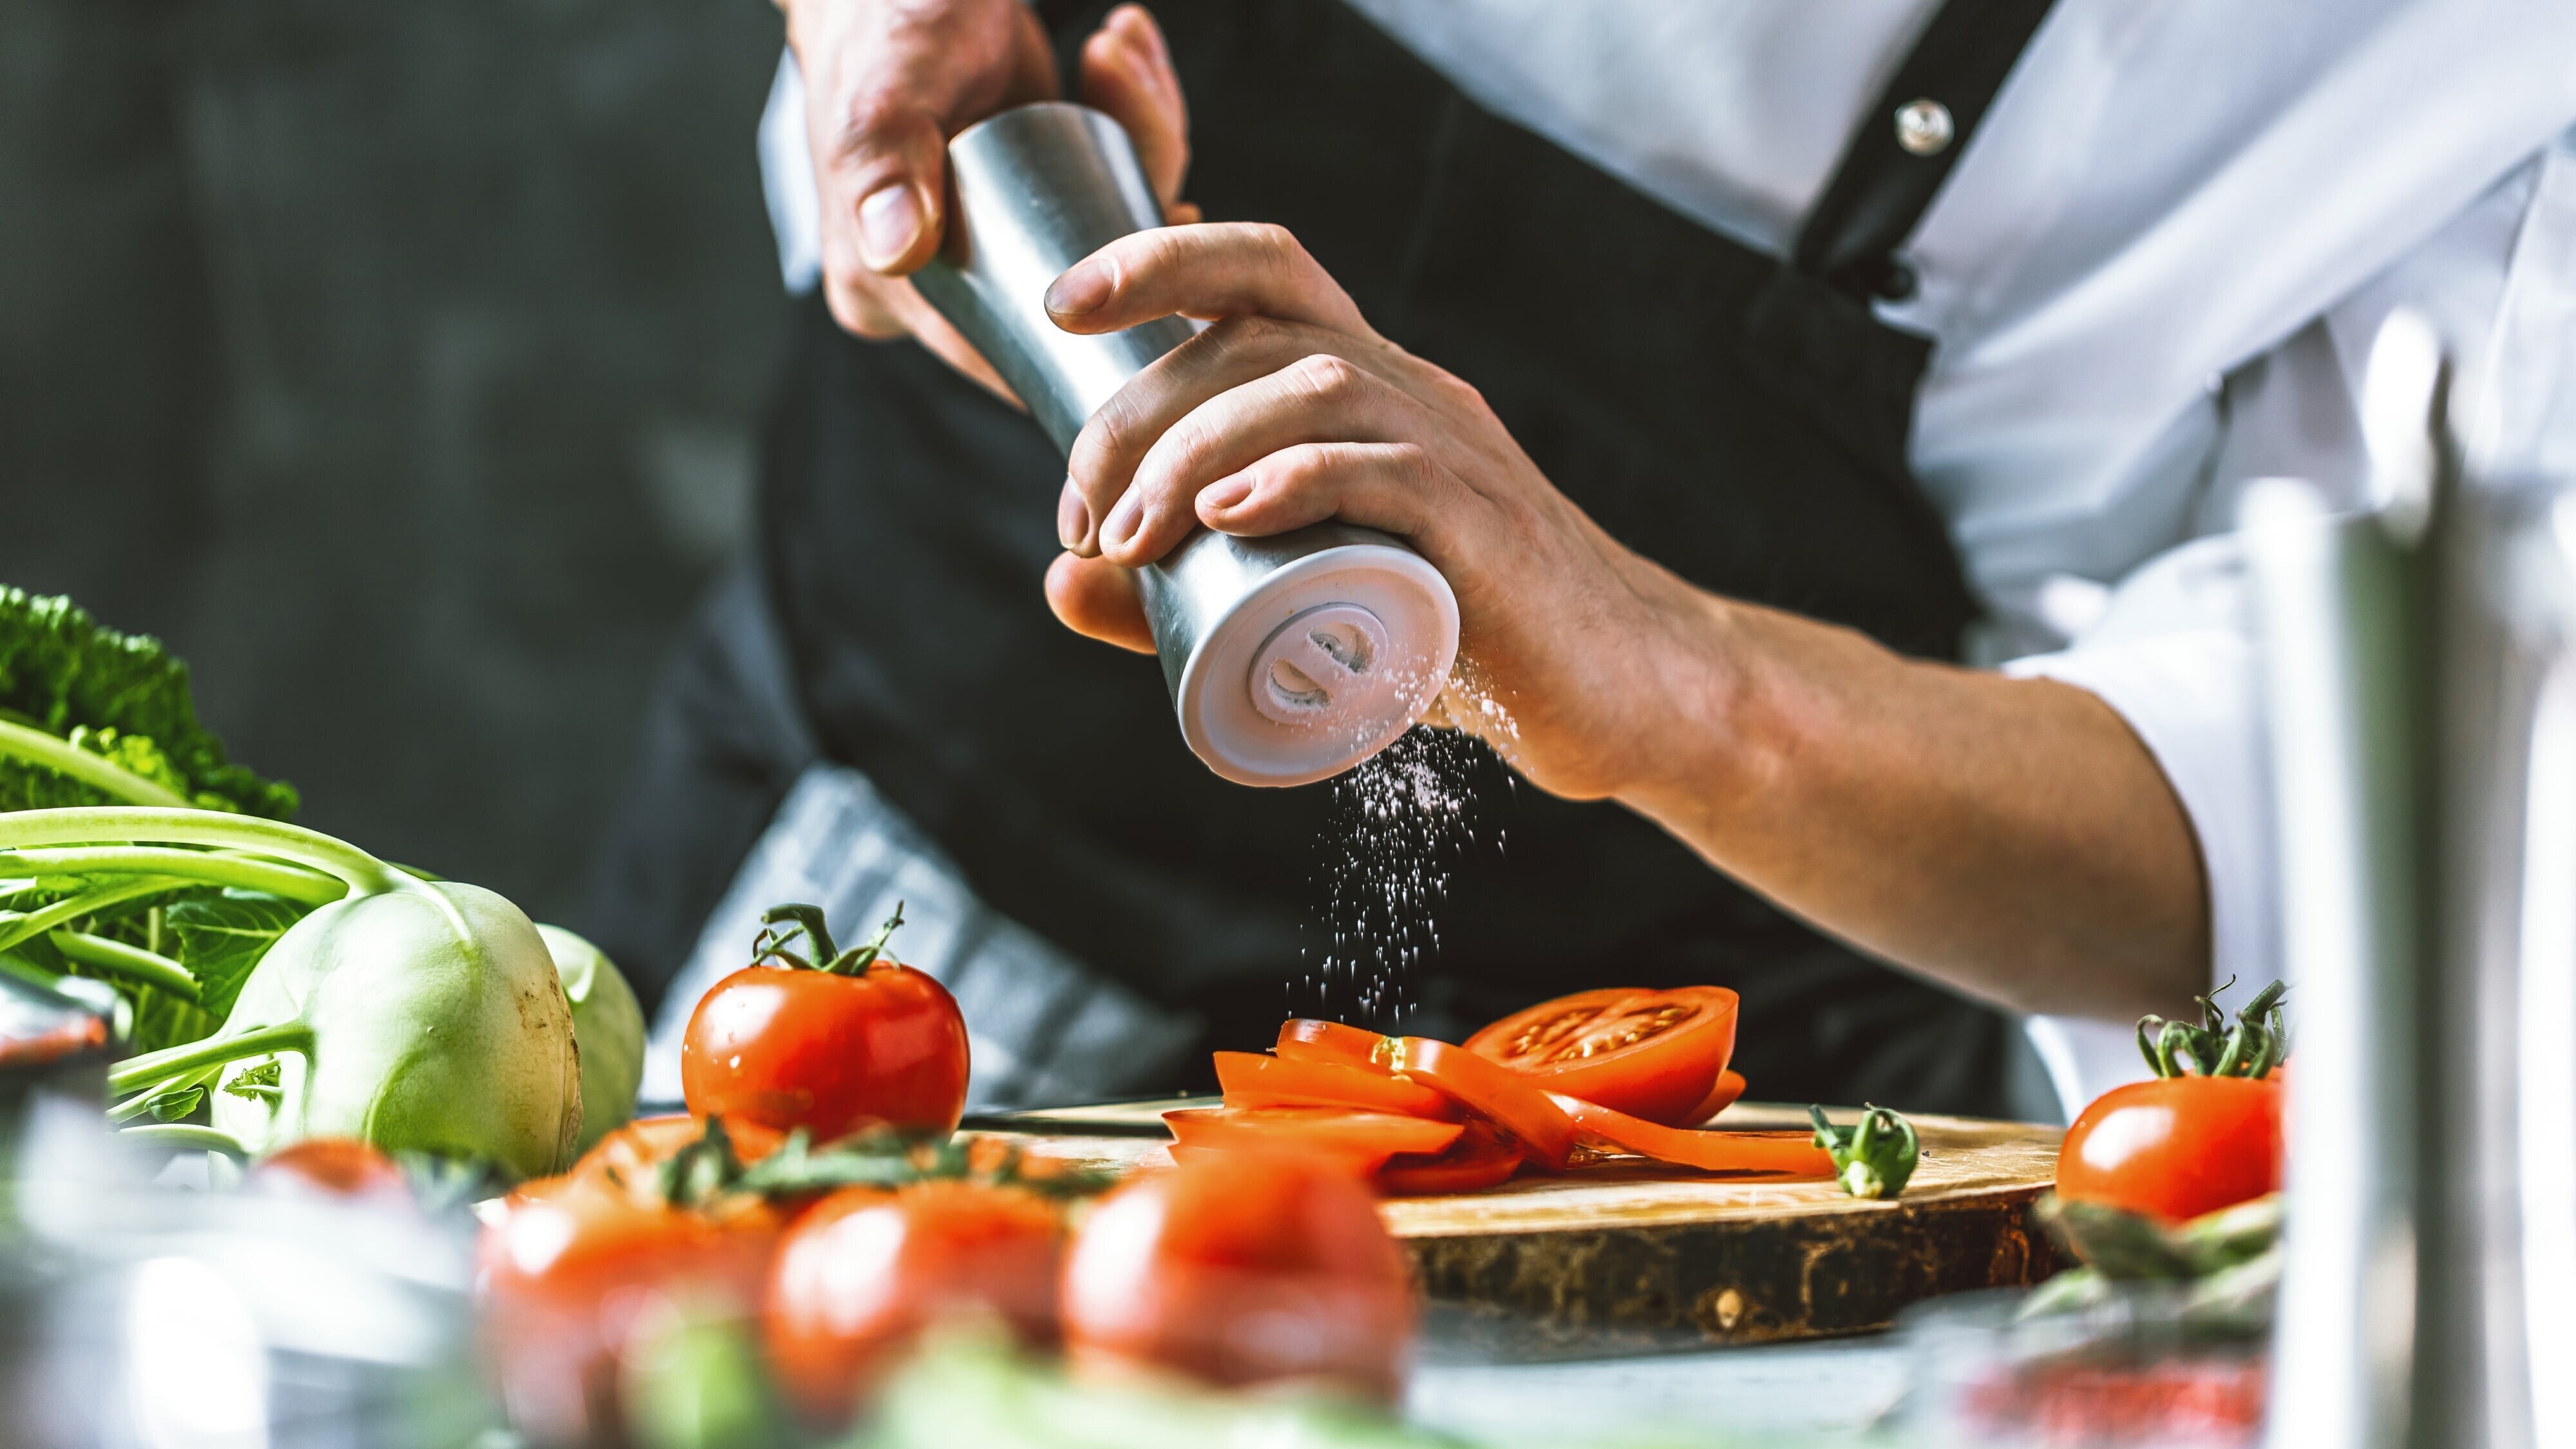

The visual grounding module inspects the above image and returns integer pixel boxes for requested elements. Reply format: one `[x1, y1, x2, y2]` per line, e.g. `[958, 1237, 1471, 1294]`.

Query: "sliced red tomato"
[1275, 1018, 1392, 1068]
[1682, 1070, 1748, 1125]
[1385, 1037, 1578, 1169]
[1215, 1050, 1459, 1120]
[1374, 1119, 1522, 1196]
[1465, 987, 1739, 1127]
[1164, 1105, 1463, 1175]
[1549, 1092, 1836, 1178]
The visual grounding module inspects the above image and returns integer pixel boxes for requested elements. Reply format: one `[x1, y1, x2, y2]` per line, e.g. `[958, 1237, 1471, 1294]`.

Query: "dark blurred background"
[0, 0, 790, 921]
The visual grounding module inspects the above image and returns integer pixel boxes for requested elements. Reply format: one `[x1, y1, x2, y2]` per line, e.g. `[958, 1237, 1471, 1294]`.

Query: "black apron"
[589, 0, 2059, 1116]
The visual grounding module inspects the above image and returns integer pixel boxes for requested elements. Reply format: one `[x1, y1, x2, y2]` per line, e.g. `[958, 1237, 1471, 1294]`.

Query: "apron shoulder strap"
[1793, 0, 2061, 301]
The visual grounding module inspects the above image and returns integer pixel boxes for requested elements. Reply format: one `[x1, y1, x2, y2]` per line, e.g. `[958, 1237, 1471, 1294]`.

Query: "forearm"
[1622, 589, 2209, 1021]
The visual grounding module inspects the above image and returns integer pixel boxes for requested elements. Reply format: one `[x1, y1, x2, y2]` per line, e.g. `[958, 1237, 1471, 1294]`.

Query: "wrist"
[1611, 583, 1785, 840]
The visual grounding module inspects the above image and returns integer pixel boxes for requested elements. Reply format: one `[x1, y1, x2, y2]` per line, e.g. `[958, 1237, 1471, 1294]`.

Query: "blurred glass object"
[2246, 309, 2576, 1449]
[126, 1256, 269, 1449]
[1900, 1289, 2264, 1448]
[1, 1099, 501, 1449]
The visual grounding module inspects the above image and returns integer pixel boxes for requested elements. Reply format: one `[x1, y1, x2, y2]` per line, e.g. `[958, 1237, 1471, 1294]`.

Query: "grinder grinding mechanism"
[911, 102, 1459, 788]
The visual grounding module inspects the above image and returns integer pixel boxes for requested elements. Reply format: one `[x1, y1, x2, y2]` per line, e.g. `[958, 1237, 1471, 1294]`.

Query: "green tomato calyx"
[751, 900, 908, 978]
[2136, 978, 2288, 1080]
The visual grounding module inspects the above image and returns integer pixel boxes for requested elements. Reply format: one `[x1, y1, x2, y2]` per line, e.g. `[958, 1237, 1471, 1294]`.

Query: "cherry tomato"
[247, 1137, 413, 1208]
[681, 959, 969, 1143]
[1374, 1120, 1522, 1196]
[1164, 1105, 1463, 1175]
[2056, 1075, 2282, 1223]
[764, 1181, 1064, 1426]
[1548, 1092, 1836, 1178]
[1062, 1152, 1414, 1401]
[477, 1172, 781, 1445]
[1465, 987, 1739, 1127]
[572, 1113, 786, 1191]
[1214, 1050, 1461, 1120]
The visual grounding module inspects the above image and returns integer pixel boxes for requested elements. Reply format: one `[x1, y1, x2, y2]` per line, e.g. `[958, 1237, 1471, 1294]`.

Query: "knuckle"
[1249, 222, 1309, 269]
[1289, 352, 1365, 399]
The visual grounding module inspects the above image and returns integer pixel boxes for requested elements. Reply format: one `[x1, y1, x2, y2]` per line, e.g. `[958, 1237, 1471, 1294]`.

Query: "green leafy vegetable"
[166, 889, 307, 1019]
[222, 1059, 285, 1104]
[0, 589, 312, 1061]
[21, 806, 582, 1180]
[0, 587, 298, 818]
[1809, 1103, 1920, 1199]
[140, 1085, 205, 1122]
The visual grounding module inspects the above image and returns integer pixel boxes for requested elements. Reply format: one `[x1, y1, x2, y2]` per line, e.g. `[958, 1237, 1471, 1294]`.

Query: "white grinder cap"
[1175, 544, 1460, 787]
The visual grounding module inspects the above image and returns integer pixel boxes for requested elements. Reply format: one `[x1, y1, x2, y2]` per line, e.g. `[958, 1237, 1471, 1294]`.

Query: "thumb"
[817, 100, 949, 276]
[1079, 5, 1189, 213]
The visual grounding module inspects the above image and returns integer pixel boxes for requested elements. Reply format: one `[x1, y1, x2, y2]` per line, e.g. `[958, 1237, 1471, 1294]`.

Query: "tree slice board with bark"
[968, 1100, 2067, 1354]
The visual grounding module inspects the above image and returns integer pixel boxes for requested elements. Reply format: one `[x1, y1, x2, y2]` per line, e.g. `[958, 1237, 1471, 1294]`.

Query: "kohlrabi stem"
[106, 1065, 220, 1124]
[0, 808, 403, 897]
[106, 1019, 312, 1096]
[120, 1124, 249, 1159]
[0, 876, 193, 955]
[50, 929, 198, 1001]
[0, 846, 345, 905]
[0, 720, 192, 808]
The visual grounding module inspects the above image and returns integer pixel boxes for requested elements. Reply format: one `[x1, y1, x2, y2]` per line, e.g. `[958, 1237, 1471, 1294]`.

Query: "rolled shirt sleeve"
[2003, 551, 2276, 1115]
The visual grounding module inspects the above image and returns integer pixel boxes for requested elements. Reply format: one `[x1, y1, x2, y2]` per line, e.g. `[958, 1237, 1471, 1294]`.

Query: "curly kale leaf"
[0, 587, 297, 819]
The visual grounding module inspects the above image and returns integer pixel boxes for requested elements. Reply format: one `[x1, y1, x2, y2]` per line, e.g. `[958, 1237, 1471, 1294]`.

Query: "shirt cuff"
[2003, 626, 2277, 1120]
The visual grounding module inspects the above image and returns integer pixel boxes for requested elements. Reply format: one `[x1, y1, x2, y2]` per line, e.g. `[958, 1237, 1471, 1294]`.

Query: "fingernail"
[1045, 261, 1111, 317]
[858, 184, 922, 269]
[1102, 488, 1142, 548]
[1057, 478, 1092, 550]
[1200, 476, 1252, 513]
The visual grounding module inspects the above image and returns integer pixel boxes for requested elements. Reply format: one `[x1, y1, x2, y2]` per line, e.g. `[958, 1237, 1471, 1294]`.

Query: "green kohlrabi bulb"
[207, 880, 582, 1179]
[538, 922, 645, 1155]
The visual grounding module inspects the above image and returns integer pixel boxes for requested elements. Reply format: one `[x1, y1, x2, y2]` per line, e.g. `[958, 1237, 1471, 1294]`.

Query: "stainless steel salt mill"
[911, 102, 1460, 788]
[2249, 310, 2576, 1449]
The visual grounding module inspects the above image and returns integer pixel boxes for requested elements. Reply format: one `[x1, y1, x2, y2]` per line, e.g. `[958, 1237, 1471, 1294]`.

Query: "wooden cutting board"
[971, 1100, 2067, 1354]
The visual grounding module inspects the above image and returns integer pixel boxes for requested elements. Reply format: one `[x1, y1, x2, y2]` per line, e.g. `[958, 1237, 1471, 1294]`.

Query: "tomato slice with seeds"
[1163, 1105, 1463, 1175]
[1215, 1050, 1461, 1120]
[1385, 1037, 1578, 1169]
[1275, 1019, 1392, 1068]
[1374, 1119, 1522, 1196]
[1548, 1092, 1835, 1178]
[1465, 987, 1739, 1127]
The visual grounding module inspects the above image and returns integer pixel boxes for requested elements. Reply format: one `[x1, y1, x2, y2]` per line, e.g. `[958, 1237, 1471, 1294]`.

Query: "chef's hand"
[780, 0, 1197, 399]
[1040, 222, 1710, 803]
[1039, 222, 2217, 1025]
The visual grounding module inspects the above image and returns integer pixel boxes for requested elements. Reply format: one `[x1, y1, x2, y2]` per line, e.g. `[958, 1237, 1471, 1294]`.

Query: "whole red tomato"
[2056, 1075, 2282, 1224]
[681, 904, 970, 1142]
[764, 1181, 1064, 1425]
[477, 1170, 781, 1445]
[247, 1137, 413, 1209]
[1061, 1151, 1414, 1401]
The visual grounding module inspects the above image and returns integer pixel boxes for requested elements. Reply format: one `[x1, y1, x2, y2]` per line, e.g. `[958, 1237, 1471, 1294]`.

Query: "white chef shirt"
[755, 1, 2576, 1119]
